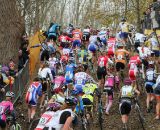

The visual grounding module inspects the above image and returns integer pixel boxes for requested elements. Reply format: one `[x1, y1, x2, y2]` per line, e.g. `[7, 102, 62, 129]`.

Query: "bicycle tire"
[28, 118, 40, 130]
[136, 105, 145, 130]
[98, 99, 103, 130]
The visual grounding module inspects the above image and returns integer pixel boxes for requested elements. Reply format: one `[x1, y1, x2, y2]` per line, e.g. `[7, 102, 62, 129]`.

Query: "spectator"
[143, 8, 152, 29]
[18, 49, 25, 71]
[0, 73, 5, 93]
[8, 61, 17, 77]
[150, 7, 159, 29]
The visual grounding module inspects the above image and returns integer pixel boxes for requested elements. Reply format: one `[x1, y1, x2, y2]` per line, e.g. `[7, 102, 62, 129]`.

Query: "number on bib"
[117, 55, 123, 60]
[77, 79, 83, 84]
[99, 60, 104, 67]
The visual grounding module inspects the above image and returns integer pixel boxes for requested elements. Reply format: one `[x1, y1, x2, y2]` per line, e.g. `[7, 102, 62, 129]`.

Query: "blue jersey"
[25, 82, 42, 106]
[48, 24, 59, 37]
[65, 63, 76, 83]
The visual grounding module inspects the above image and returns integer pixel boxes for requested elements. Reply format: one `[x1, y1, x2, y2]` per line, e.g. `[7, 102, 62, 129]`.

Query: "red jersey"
[98, 56, 109, 67]
[58, 35, 71, 43]
[72, 29, 82, 41]
[128, 55, 141, 69]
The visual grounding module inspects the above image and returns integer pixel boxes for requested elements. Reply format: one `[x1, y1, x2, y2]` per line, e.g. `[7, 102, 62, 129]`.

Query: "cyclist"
[74, 65, 96, 94]
[98, 27, 107, 46]
[58, 31, 72, 49]
[65, 58, 77, 85]
[72, 27, 82, 49]
[115, 43, 129, 81]
[119, 78, 140, 129]
[66, 23, 74, 38]
[25, 77, 42, 123]
[145, 61, 156, 113]
[107, 35, 116, 58]
[77, 45, 88, 72]
[153, 75, 160, 119]
[82, 26, 90, 47]
[47, 23, 60, 43]
[38, 61, 54, 108]
[0, 91, 15, 130]
[117, 17, 130, 45]
[97, 50, 113, 88]
[51, 72, 65, 97]
[35, 96, 77, 130]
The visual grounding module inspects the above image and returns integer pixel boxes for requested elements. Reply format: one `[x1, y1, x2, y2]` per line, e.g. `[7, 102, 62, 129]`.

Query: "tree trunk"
[136, 0, 141, 31]
[0, 0, 24, 64]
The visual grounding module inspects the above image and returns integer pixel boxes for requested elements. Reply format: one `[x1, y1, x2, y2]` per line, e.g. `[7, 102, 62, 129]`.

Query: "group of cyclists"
[0, 16, 160, 130]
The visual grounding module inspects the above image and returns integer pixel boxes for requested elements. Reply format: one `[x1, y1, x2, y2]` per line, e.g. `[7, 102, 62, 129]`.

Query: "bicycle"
[7, 116, 22, 130]
[95, 90, 103, 130]
[28, 118, 40, 130]
[134, 96, 145, 130]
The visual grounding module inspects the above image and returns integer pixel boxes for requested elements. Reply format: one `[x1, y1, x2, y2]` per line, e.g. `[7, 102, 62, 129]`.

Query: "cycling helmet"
[6, 91, 15, 98]
[124, 78, 132, 85]
[46, 102, 61, 111]
[65, 96, 78, 106]
[1, 66, 9, 73]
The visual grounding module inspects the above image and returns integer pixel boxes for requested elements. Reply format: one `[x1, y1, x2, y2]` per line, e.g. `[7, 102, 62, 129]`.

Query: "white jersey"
[137, 47, 151, 59]
[83, 29, 90, 34]
[36, 109, 75, 130]
[49, 57, 57, 69]
[89, 35, 97, 44]
[135, 33, 146, 43]
[38, 67, 53, 81]
[121, 85, 133, 98]
[146, 68, 156, 81]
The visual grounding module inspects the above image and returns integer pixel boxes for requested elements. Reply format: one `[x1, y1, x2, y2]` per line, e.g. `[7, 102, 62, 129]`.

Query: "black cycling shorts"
[145, 83, 154, 94]
[97, 66, 107, 80]
[83, 64, 88, 72]
[0, 119, 6, 128]
[41, 50, 49, 61]
[103, 87, 113, 97]
[119, 100, 131, 115]
[48, 35, 57, 42]
[42, 81, 47, 92]
[82, 98, 92, 106]
[142, 59, 148, 68]
[116, 62, 125, 71]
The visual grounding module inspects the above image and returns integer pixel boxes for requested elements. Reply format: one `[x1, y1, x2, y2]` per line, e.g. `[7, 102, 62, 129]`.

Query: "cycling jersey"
[48, 23, 59, 37]
[119, 22, 129, 33]
[88, 43, 98, 52]
[35, 109, 75, 130]
[58, 35, 71, 43]
[146, 68, 156, 82]
[77, 50, 88, 64]
[137, 47, 151, 59]
[74, 72, 92, 93]
[115, 49, 129, 64]
[121, 85, 134, 98]
[65, 63, 76, 83]
[89, 35, 98, 44]
[53, 76, 65, 90]
[83, 29, 90, 41]
[0, 101, 14, 121]
[107, 38, 116, 57]
[98, 30, 107, 39]
[72, 29, 82, 41]
[38, 67, 53, 81]
[25, 82, 42, 106]
[134, 33, 146, 43]
[128, 55, 141, 68]
[98, 56, 113, 67]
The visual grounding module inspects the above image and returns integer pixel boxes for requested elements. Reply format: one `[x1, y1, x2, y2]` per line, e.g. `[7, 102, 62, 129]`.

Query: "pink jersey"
[98, 56, 109, 67]
[54, 76, 65, 89]
[0, 101, 14, 121]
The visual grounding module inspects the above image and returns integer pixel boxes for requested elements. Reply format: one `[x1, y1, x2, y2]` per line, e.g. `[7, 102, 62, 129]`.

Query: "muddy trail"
[15, 88, 160, 130]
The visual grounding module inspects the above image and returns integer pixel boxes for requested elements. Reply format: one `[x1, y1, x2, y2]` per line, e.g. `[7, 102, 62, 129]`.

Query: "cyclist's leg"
[154, 86, 160, 119]
[30, 106, 36, 121]
[105, 90, 113, 115]
[40, 82, 47, 107]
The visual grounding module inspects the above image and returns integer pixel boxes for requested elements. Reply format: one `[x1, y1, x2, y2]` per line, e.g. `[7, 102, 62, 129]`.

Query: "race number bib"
[39, 114, 52, 125]
[61, 37, 67, 42]
[130, 63, 136, 70]
[117, 55, 123, 60]
[77, 79, 83, 84]
[146, 70, 154, 81]
[99, 60, 104, 67]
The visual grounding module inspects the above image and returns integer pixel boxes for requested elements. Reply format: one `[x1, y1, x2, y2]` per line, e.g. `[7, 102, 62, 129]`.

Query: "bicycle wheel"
[98, 100, 103, 130]
[29, 118, 40, 130]
[10, 124, 16, 130]
[136, 105, 145, 130]
[16, 123, 22, 130]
